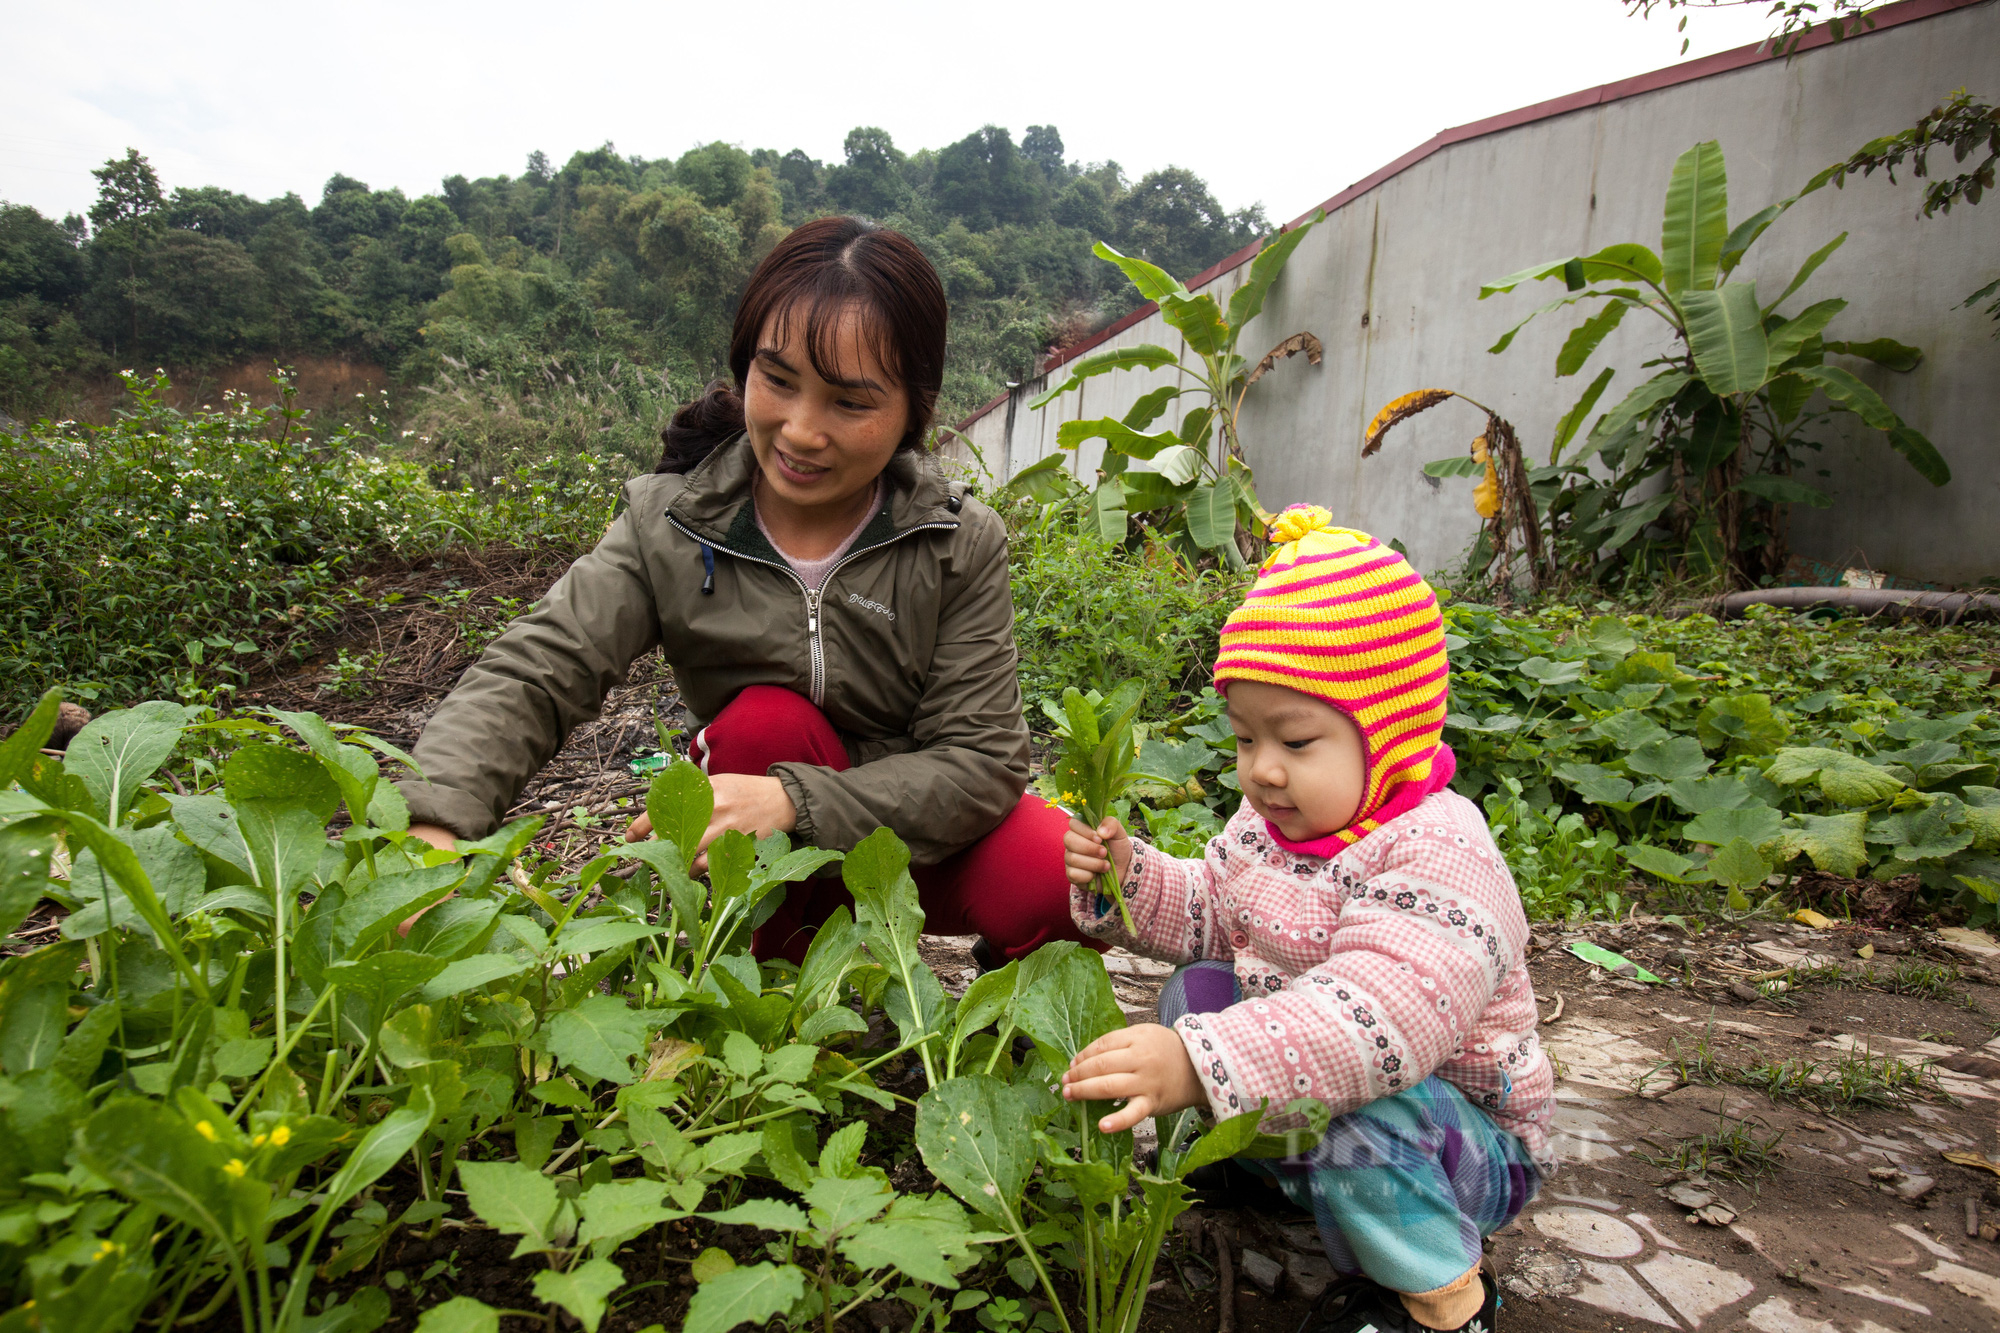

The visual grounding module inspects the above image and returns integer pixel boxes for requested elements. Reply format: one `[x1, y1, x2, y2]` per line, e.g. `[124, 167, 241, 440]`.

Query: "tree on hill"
[1, 128, 1268, 427]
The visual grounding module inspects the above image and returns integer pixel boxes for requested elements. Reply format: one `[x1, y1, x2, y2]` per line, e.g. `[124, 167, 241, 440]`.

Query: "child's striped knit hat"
[1214, 506, 1453, 851]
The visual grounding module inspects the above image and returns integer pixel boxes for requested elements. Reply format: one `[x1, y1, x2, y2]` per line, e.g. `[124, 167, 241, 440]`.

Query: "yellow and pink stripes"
[1214, 506, 1452, 850]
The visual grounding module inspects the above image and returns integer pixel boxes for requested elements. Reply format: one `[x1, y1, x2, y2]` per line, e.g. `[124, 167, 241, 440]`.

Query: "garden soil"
[38, 553, 2000, 1332]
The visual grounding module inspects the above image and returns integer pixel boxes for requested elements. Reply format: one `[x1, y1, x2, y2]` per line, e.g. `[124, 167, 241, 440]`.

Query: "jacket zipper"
[667, 515, 957, 708]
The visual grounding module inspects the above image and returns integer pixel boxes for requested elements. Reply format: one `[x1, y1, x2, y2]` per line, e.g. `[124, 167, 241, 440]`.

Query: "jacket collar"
[666, 433, 959, 552]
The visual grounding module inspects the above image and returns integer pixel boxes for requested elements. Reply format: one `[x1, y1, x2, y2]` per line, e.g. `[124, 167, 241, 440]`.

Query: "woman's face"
[743, 303, 910, 518]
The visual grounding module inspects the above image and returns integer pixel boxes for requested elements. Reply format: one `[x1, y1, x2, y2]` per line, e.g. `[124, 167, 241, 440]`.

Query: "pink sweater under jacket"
[1073, 790, 1557, 1172]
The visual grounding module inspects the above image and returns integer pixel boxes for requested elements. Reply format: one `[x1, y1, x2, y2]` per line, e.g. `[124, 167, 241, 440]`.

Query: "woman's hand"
[406, 823, 459, 855]
[1062, 1023, 1205, 1134]
[399, 823, 461, 935]
[625, 773, 798, 869]
[1064, 816, 1132, 888]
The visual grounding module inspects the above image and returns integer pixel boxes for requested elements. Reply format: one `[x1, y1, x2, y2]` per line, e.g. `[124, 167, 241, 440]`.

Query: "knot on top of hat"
[1269, 504, 1337, 544]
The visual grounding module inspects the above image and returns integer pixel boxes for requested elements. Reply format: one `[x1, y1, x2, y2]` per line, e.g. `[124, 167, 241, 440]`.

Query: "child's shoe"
[1302, 1269, 1499, 1333]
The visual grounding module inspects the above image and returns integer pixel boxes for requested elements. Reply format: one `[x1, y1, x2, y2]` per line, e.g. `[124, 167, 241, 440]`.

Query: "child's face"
[1227, 680, 1367, 841]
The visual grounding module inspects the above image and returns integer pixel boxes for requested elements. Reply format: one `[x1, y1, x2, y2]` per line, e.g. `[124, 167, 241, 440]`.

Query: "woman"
[400, 216, 1087, 963]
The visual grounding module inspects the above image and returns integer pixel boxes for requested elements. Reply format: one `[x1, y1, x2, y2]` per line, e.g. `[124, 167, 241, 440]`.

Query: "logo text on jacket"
[846, 592, 895, 622]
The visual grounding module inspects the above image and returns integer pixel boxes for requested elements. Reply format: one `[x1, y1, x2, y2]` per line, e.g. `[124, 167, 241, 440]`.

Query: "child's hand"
[1062, 1023, 1205, 1133]
[1064, 816, 1132, 888]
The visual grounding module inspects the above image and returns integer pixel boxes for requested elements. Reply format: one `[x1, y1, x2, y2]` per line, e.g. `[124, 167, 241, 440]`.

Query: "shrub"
[1005, 495, 1248, 715]
[0, 370, 628, 714]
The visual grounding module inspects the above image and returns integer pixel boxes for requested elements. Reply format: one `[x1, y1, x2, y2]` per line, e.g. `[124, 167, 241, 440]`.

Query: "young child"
[1061, 507, 1553, 1333]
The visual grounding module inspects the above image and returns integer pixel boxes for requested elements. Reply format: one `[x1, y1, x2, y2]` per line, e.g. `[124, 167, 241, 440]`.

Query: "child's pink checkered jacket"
[1073, 789, 1557, 1171]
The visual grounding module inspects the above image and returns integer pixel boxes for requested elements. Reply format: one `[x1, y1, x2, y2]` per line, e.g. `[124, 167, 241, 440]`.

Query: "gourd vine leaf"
[1625, 736, 1713, 782]
[1869, 802, 1974, 863]
[1771, 812, 1870, 876]
[1626, 844, 1696, 883]
[1766, 747, 1906, 806]
[1702, 837, 1773, 896]
[1682, 804, 1785, 848]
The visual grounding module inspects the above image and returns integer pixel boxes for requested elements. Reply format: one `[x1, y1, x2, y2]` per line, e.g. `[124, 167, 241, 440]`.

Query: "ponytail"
[655, 380, 745, 474]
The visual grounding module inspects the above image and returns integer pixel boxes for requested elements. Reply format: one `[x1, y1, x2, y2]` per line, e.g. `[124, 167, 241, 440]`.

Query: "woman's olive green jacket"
[397, 436, 1030, 865]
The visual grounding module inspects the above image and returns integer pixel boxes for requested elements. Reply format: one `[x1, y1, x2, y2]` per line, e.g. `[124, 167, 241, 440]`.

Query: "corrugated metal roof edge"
[955, 0, 1985, 433]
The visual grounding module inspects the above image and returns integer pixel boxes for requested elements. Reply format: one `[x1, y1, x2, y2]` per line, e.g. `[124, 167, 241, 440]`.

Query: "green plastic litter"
[626, 753, 673, 776]
[1566, 940, 1663, 983]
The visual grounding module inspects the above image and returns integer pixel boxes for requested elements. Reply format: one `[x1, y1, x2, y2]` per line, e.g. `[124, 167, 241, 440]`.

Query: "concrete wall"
[954, 0, 2000, 584]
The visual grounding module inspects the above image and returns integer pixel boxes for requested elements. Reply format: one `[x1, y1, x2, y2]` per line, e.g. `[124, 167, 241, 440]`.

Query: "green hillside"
[0, 127, 1267, 428]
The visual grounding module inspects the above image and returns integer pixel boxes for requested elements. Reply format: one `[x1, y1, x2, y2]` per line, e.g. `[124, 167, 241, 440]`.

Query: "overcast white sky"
[1, 0, 1780, 226]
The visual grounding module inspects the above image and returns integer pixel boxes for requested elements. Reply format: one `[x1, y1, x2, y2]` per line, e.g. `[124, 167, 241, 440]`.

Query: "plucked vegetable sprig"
[1044, 680, 1179, 934]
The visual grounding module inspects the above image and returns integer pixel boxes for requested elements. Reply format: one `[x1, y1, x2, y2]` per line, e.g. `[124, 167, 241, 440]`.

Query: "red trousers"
[694, 686, 1097, 965]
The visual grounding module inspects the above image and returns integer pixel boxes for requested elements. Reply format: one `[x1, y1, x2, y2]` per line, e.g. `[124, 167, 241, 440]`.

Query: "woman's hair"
[656, 216, 948, 473]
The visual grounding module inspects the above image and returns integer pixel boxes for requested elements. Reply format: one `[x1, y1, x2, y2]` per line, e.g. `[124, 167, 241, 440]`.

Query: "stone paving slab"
[1492, 992, 2000, 1332]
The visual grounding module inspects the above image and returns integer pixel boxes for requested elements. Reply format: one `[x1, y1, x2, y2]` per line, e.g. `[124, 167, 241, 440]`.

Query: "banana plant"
[1015, 213, 1326, 567]
[1477, 139, 1946, 586]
